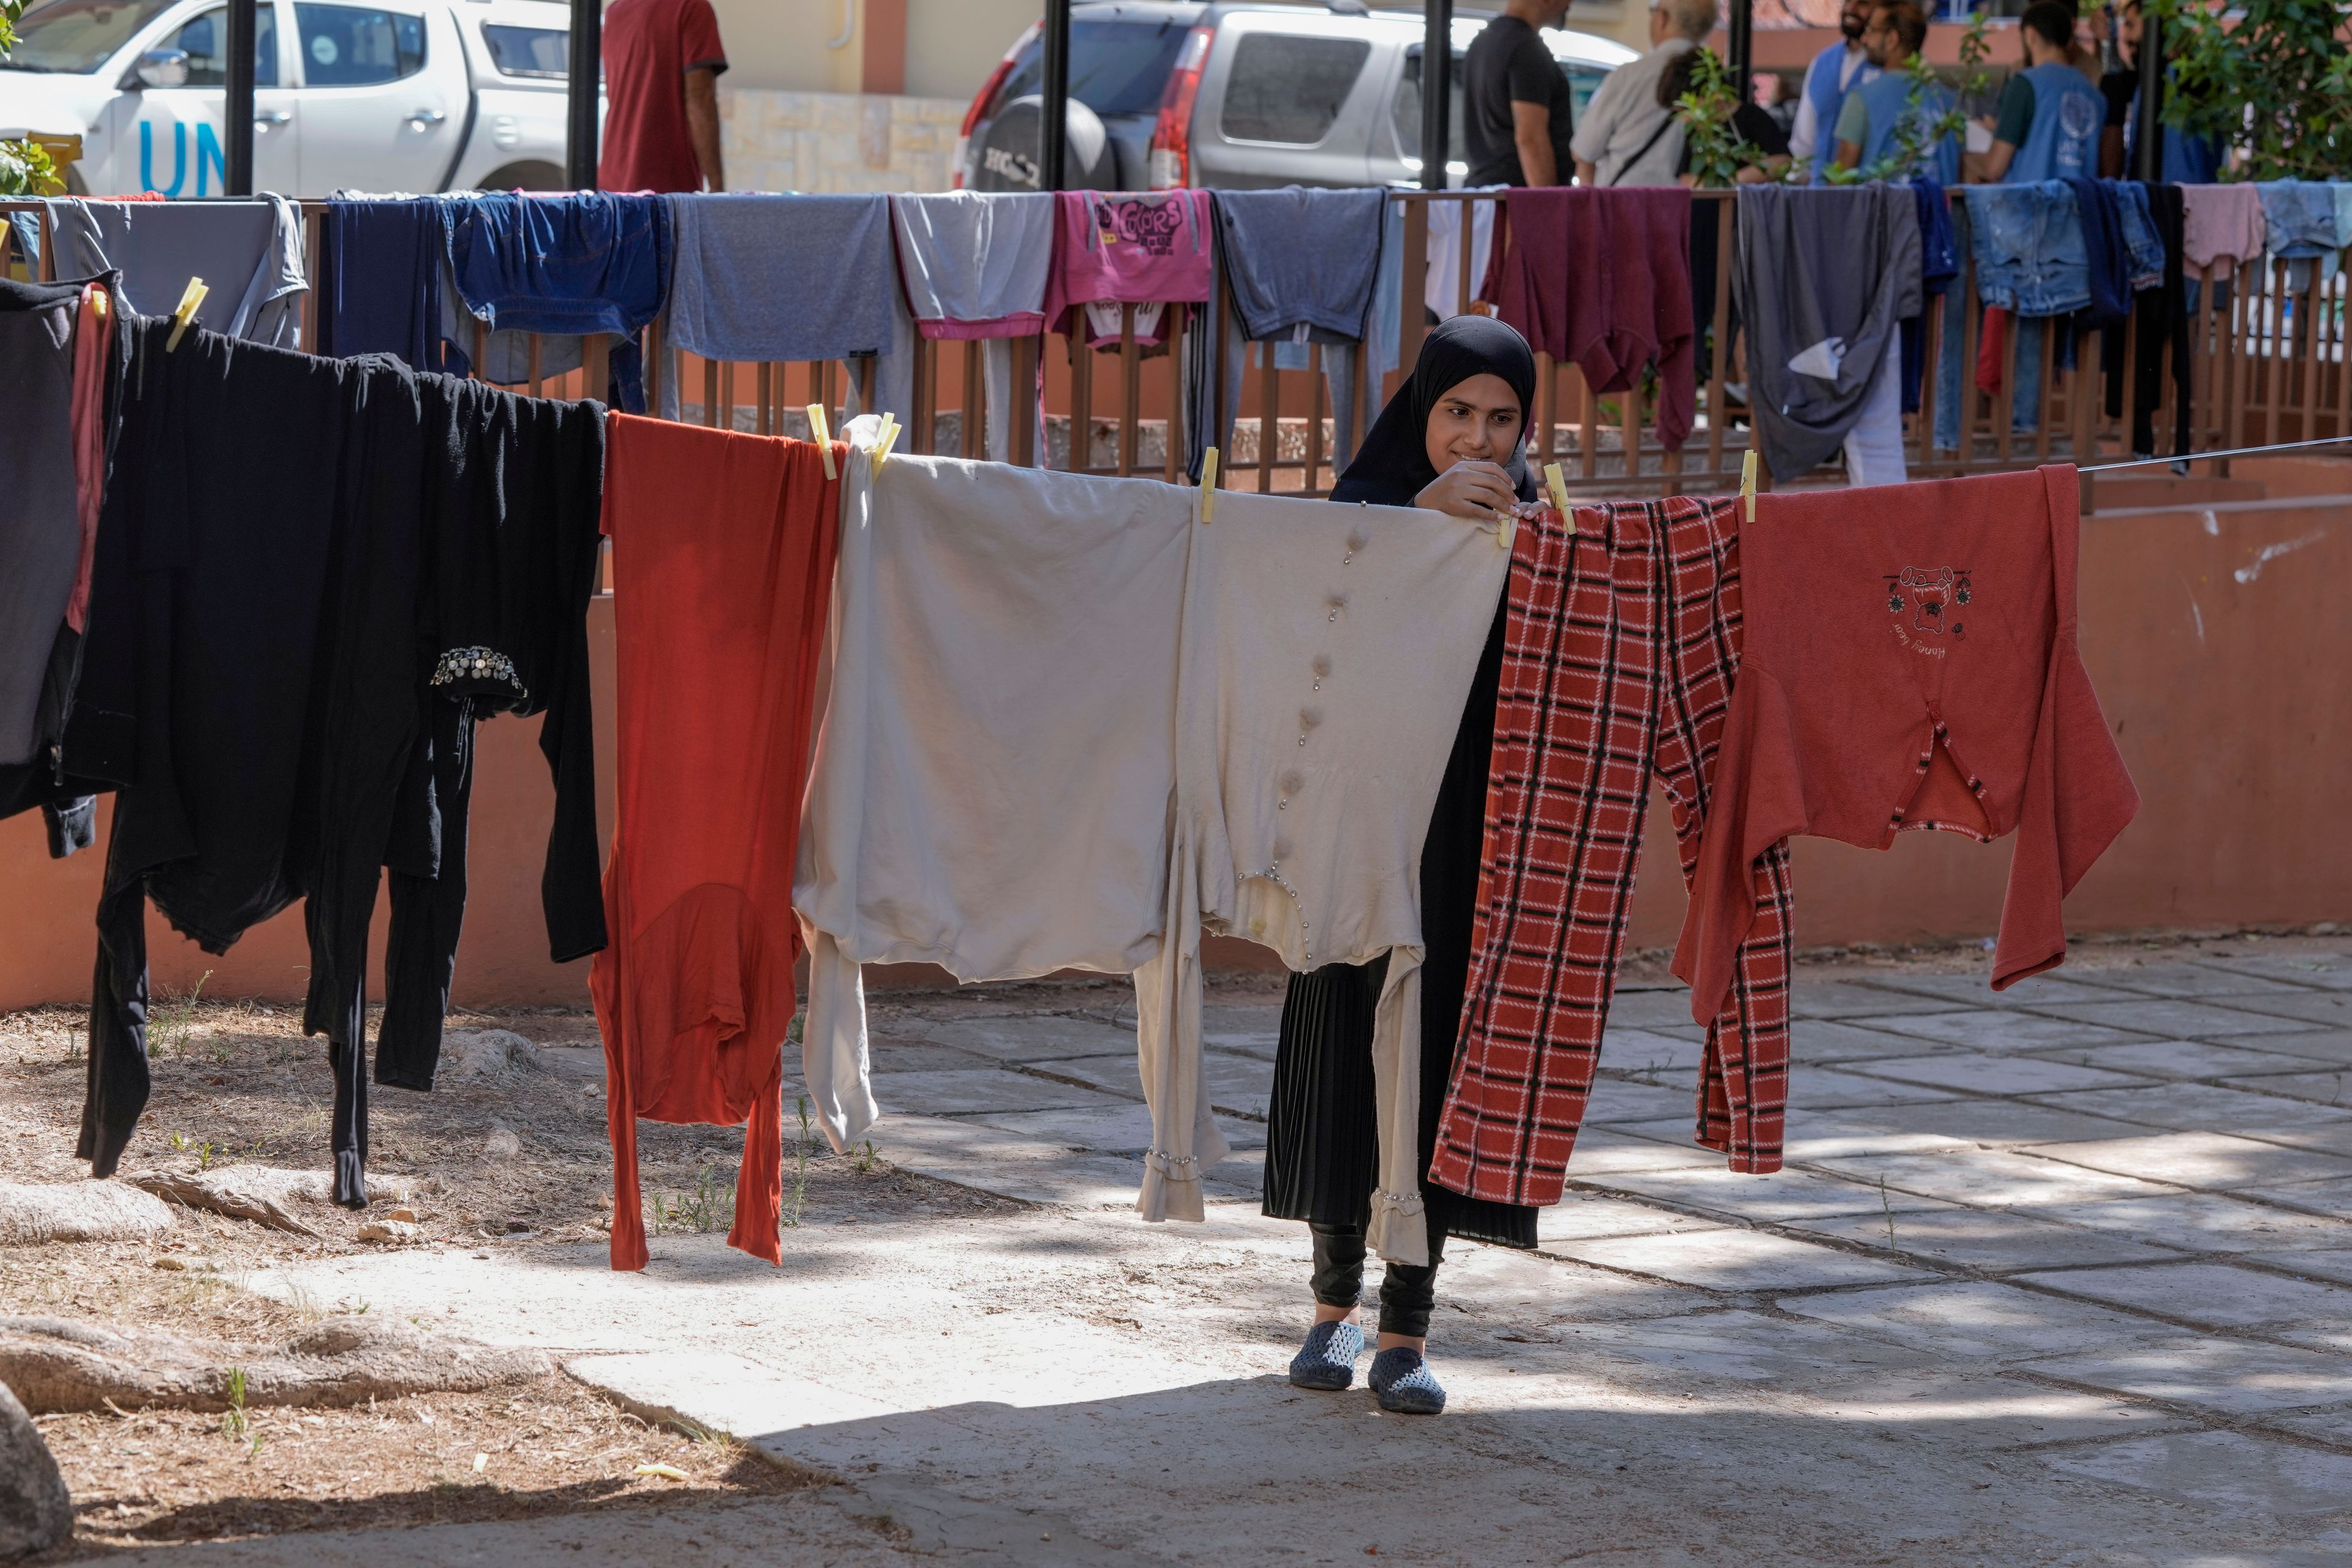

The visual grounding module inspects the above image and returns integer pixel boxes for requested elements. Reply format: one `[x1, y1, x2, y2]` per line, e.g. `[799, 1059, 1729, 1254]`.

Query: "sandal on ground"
[1368, 1346, 1447, 1415]
[1288, 1319, 1366, 1392]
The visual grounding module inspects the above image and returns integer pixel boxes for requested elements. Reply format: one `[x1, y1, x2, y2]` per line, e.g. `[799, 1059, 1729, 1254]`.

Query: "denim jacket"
[1961, 181, 2088, 317]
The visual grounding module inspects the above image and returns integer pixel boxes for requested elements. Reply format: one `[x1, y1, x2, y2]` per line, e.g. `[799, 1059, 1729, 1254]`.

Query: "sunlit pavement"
[198, 949, 2352, 1564]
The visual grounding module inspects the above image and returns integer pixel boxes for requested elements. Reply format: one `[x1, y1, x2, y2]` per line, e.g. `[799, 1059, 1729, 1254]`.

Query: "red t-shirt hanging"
[599, 0, 727, 194]
[592, 416, 839, 1272]
[1675, 464, 2139, 1025]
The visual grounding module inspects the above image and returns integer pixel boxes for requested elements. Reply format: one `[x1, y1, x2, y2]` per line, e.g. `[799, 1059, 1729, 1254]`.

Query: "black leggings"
[1311, 1222, 1447, 1340]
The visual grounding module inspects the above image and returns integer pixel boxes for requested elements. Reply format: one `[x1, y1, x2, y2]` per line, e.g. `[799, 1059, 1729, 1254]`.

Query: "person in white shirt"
[1569, 0, 1721, 188]
[1786, 0, 1879, 183]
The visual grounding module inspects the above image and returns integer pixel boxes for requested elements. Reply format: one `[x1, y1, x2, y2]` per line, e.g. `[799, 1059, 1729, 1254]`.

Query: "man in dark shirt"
[1463, 0, 1578, 187]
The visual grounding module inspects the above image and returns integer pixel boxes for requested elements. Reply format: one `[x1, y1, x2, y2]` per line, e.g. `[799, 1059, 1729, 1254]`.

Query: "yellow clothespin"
[1199, 447, 1219, 522]
[165, 276, 207, 352]
[807, 402, 837, 481]
[1542, 461, 1573, 540]
[1740, 448, 1758, 523]
[875, 413, 901, 472]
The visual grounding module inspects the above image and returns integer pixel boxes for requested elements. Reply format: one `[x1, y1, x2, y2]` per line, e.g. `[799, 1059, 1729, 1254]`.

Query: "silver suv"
[957, 1, 1635, 193]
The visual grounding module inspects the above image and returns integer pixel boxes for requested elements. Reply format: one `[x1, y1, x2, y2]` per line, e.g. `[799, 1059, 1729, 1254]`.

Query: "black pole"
[223, 0, 254, 194]
[1041, 0, 1071, 190]
[2130, 10, 2163, 184]
[1727, 0, 1753, 115]
[1420, 0, 1452, 191]
[566, 0, 601, 189]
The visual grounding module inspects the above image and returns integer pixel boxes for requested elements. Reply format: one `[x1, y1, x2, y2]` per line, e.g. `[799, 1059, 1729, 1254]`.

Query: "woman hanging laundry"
[1267, 316, 1544, 1417]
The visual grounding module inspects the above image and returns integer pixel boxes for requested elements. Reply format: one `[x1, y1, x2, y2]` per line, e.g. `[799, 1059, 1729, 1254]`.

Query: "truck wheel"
[475, 160, 565, 192]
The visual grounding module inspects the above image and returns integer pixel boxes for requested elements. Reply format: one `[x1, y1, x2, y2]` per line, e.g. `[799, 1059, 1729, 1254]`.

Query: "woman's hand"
[1415, 460, 1518, 521]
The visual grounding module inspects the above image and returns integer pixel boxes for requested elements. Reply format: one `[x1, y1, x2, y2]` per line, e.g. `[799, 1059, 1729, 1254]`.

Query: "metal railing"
[9, 189, 2346, 497]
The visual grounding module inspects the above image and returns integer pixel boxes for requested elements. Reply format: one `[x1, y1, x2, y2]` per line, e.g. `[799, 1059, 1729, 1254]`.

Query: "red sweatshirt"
[1674, 464, 2138, 1023]
[592, 417, 840, 1271]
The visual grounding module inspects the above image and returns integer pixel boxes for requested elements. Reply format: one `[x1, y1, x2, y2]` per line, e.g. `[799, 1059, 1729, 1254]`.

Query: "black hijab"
[1330, 314, 1541, 508]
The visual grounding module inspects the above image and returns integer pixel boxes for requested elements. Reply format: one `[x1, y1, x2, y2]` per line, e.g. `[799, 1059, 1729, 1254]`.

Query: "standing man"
[1832, 2, 1958, 185]
[1970, 0, 2103, 183]
[2097, 0, 2222, 181]
[1462, 0, 1580, 187]
[600, 0, 728, 192]
[1787, 0, 1878, 184]
[1570, 0, 1719, 188]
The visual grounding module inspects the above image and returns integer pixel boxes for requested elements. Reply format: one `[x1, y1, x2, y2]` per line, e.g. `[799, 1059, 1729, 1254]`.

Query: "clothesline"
[2080, 433, 2352, 470]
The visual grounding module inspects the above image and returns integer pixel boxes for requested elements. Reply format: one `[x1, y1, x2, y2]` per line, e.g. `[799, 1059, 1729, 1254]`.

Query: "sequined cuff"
[430, 646, 526, 706]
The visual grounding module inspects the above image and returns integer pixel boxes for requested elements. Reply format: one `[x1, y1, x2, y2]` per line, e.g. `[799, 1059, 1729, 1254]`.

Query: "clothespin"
[875, 413, 901, 472]
[1199, 447, 1218, 522]
[806, 402, 837, 481]
[1740, 448, 1758, 523]
[1543, 461, 1573, 540]
[165, 277, 207, 352]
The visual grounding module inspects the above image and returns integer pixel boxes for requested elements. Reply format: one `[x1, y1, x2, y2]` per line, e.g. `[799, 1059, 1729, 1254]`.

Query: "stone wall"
[720, 88, 967, 196]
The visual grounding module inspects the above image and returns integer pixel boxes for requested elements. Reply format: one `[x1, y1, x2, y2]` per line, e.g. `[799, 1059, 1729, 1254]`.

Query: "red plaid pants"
[1428, 494, 1793, 1206]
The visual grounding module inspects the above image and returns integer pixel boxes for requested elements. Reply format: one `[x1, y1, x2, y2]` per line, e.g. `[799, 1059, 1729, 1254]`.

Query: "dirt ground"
[2, 922, 2341, 1556]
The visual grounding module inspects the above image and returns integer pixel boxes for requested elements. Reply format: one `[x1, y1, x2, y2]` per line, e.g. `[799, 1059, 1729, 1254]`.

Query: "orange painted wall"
[2, 489, 2346, 1012]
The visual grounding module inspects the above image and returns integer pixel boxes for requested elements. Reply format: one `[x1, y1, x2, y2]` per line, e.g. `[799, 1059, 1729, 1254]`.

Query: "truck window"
[295, 2, 423, 85]
[986, 18, 1189, 121]
[1220, 33, 1370, 145]
[480, 22, 566, 78]
[159, 6, 280, 86]
[1389, 50, 1467, 162]
[0, 0, 178, 74]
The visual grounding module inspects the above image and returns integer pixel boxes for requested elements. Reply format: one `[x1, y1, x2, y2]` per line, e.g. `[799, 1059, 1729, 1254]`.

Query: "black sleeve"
[1504, 32, 1560, 108]
[1734, 102, 1791, 158]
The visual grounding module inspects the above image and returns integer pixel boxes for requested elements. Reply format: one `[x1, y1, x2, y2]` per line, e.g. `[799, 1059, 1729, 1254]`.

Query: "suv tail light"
[1148, 25, 1213, 190]
[954, 23, 1038, 189]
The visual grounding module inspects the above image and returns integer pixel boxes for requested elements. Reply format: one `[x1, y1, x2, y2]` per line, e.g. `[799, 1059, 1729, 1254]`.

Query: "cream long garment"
[793, 451, 1199, 1157]
[1142, 492, 1510, 1261]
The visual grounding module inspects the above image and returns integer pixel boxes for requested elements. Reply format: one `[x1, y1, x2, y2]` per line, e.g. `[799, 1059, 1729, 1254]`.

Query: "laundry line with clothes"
[7, 179, 2348, 498]
[4, 268, 2144, 1305]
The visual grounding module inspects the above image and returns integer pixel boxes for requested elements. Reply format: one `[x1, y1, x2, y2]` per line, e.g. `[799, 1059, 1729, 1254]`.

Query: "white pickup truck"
[0, 0, 579, 197]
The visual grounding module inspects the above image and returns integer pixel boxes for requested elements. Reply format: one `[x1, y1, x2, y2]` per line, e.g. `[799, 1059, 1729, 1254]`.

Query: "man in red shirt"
[599, 0, 728, 193]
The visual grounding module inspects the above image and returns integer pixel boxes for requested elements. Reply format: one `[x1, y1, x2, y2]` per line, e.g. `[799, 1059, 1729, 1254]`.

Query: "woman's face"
[1423, 373, 1524, 473]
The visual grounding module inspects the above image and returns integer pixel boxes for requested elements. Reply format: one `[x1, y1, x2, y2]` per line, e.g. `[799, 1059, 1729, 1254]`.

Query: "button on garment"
[1156, 490, 1509, 1263]
[595, 417, 839, 1272]
[1676, 465, 2139, 1022]
[1431, 496, 1796, 1205]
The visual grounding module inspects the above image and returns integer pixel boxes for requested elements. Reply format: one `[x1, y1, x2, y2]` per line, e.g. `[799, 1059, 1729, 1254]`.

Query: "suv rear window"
[1220, 33, 1370, 145]
[986, 17, 1190, 121]
[481, 21, 565, 77]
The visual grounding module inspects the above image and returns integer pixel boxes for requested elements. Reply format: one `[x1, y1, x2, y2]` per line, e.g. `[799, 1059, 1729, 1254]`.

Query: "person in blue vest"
[1830, 2, 1959, 186]
[1786, 0, 1879, 184]
[1970, 0, 2105, 183]
[2097, 0, 2225, 183]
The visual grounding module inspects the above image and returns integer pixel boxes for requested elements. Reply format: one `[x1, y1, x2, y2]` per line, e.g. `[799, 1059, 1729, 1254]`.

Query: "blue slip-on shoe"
[1288, 1319, 1367, 1391]
[1368, 1346, 1447, 1415]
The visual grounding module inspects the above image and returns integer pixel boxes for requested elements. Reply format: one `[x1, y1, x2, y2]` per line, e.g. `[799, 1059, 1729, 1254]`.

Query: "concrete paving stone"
[2030, 1132, 2352, 1192]
[2034, 1193, 2352, 1253]
[1559, 1127, 1725, 1175]
[1840, 1052, 2152, 1096]
[1809, 1148, 2181, 1208]
[2016, 1261, 2352, 1330]
[1602, 1114, 1975, 1162]
[2030, 998, 2334, 1041]
[961, 1102, 1267, 1155]
[2242, 1176, 2352, 1220]
[1787, 1205, 2174, 1272]
[868, 1069, 1134, 1118]
[2044, 1429, 2352, 1517]
[1602, 1027, 1707, 1073]
[1858, 1009, 2158, 1053]
[1198, 1004, 1280, 1061]
[1785, 1067, 1966, 1110]
[2244, 1250, 2352, 1287]
[1589, 1166, 1956, 1225]
[2215, 990, 2352, 1030]
[1789, 979, 1975, 1019]
[2036, 1084, 2352, 1146]
[1788, 1017, 1964, 1063]
[865, 1038, 1009, 1074]
[1533, 1193, 1730, 1244]
[2023, 1334, 2352, 1413]
[916, 1014, 1142, 1064]
[2222, 1071, 2352, 1107]
[1855, 973, 2135, 1009]
[868, 1115, 1158, 1210]
[1779, 1280, 2177, 1360]
[1582, 1076, 1705, 1124]
[1788, 1367, 2178, 1450]
[2056, 1038, 2346, 1082]
[1600, 985, 1710, 1034]
[2233, 1031, 2352, 1067]
[2070, 962, 2321, 1001]
[1423, 1241, 1711, 1324]
[1539, 1227, 1934, 1291]
[1025, 1050, 1273, 1118]
[1548, 1307, 1942, 1384]
[1802, 1098, 2158, 1148]
[2195, 950, 2352, 992]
